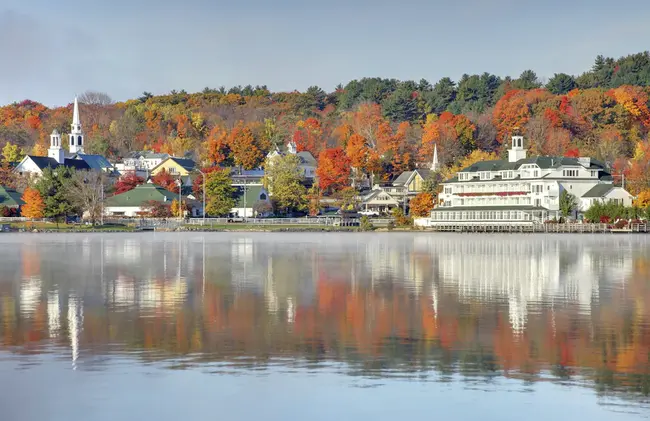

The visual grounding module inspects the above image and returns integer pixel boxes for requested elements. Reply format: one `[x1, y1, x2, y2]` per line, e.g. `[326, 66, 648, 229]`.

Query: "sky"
[1, 0, 649, 107]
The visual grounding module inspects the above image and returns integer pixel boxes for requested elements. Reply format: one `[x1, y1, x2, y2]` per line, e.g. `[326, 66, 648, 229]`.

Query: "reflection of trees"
[0, 235, 650, 403]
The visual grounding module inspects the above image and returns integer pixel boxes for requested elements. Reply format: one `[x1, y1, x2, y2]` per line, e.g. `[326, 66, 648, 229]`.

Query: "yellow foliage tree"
[635, 190, 650, 208]
[21, 187, 45, 219]
[170, 199, 188, 218]
[2, 142, 25, 163]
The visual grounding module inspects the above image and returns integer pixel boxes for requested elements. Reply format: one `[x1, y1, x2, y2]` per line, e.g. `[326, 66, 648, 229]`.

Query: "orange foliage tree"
[409, 192, 435, 217]
[229, 122, 264, 169]
[21, 187, 45, 219]
[204, 126, 231, 166]
[316, 147, 351, 194]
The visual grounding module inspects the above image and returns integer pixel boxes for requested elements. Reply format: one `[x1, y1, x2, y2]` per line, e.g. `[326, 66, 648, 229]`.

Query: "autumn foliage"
[409, 193, 435, 217]
[151, 169, 180, 193]
[317, 148, 351, 193]
[113, 172, 145, 195]
[21, 187, 45, 219]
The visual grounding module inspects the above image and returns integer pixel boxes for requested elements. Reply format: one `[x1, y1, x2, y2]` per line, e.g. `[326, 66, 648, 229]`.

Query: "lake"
[1, 232, 650, 420]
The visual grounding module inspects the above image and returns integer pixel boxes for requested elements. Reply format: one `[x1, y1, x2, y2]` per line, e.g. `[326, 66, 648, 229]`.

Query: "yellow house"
[150, 157, 196, 185]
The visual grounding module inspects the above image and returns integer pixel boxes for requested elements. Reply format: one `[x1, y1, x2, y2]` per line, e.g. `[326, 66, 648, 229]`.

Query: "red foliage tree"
[316, 148, 351, 194]
[113, 172, 145, 195]
[151, 168, 180, 193]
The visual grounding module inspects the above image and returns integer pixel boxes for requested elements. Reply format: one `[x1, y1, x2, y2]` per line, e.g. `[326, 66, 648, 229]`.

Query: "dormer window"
[479, 171, 491, 180]
[563, 169, 579, 177]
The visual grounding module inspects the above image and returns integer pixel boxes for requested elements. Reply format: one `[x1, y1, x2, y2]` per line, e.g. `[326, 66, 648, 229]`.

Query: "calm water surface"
[1, 233, 650, 420]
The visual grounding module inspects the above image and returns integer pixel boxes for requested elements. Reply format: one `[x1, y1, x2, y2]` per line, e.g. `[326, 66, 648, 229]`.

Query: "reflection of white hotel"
[432, 238, 633, 332]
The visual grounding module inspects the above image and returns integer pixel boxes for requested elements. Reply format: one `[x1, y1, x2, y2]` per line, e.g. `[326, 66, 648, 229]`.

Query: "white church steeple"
[48, 129, 65, 163]
[430, 143, 439, 171]
[69, 96, 84, 154]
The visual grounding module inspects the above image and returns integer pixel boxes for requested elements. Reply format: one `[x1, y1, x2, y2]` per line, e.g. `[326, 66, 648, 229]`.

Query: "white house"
[115, 151, 170, 177]
[428, 135, 634, 225]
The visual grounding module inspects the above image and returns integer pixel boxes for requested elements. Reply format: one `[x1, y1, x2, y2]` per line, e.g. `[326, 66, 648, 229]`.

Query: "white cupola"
[508, 135, 527, 163]
[48, 128, 65, 163]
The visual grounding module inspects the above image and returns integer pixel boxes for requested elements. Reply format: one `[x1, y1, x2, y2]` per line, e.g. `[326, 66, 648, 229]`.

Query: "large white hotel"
[427, 135, 634, 225]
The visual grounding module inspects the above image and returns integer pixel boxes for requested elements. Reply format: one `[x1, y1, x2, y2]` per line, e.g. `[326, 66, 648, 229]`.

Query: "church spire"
[430, 144, 439, 172]
[72, 96, 80, 127]
[69, 96, 84, 154]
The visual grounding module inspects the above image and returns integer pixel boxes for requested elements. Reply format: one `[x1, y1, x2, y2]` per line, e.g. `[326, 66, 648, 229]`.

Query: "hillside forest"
[1, 51, 650, 198]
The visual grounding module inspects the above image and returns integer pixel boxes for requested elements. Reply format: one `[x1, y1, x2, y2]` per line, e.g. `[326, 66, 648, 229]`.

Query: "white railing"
[0, 217, 28, 222]
[187, 217, 336, 226]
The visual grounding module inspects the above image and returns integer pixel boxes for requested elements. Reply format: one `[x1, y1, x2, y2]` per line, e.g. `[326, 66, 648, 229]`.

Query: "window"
[479, 172, 491, 180]
[563, 169, 579, 177]
[260, 193, 267, 200]
[591, 170, 597, 177]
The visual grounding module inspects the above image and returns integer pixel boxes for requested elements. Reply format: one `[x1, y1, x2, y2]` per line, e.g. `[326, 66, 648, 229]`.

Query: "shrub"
[359, 215, 374, 232]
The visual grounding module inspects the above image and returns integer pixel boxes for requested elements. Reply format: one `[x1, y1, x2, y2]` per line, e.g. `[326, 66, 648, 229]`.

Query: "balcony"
[456, 191, 528, 197]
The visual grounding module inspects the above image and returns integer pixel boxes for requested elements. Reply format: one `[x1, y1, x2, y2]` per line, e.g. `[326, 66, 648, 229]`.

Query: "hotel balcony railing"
[455, 191, 529, 197]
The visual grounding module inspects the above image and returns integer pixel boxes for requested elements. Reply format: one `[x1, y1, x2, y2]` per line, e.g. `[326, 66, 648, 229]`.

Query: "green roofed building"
[424, 135, 634, 227]
[104, 183, 179, 217]
[0, 185, 24, 208]
[231, 185, 271, 218]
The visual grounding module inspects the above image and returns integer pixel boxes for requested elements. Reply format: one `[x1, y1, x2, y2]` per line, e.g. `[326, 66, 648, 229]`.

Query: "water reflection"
[1, 233, 650, 405]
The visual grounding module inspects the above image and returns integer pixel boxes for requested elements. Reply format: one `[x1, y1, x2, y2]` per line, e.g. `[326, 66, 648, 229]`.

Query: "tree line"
[1, 51, 649, 216]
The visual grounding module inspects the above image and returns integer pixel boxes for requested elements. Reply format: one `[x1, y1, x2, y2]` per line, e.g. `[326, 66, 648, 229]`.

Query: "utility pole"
[243, 182, 248, 221]
[177, 177, 183, 221]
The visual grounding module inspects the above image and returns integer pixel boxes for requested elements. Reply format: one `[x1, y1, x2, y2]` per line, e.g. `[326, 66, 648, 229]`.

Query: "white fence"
[187, 217, 336, 226]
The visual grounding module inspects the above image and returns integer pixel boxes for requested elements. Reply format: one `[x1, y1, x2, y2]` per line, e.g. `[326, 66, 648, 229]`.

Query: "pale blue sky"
[1, 0, 649, 106]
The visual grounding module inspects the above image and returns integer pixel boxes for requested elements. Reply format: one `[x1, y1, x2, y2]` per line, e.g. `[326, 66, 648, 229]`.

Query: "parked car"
[226, 213, 244, 223]
[358, 210, 380, 217]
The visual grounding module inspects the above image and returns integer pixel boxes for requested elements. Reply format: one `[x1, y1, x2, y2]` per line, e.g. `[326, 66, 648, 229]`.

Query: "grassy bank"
[8, 222, 134, 232]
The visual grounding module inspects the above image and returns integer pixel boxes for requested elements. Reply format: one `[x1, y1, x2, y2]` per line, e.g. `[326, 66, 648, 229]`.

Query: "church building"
[14, 97, 115, 177]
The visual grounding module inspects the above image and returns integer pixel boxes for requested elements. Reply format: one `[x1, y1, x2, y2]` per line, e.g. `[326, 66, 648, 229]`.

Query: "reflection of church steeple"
[68, 294, 83, 370]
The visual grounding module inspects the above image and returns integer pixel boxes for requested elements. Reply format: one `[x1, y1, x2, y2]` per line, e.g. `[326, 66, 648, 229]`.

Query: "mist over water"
[1, 233, 649, 421]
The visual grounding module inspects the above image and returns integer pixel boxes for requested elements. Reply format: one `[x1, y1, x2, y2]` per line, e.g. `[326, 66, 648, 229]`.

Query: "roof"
[24, 155, 59, 170]
[168, 157, 196, 172]
[392, 171, 413, 186]
[127, 151, 169, 160]
[0, 186, 24, 207]
[458, 156, 608, 173]
[233, 185, 268, 208]
[581, 184, 617, 198]
[296, 151, 317, 166]
[105, 183, 178, 207]
[22, 155, 91, 171]
[75, 154, 114, 171]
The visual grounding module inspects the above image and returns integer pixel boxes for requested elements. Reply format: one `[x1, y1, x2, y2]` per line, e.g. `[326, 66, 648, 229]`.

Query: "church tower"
[69, 96, 84, 154]
[430, 144, 439, 172]
[48, 129, 65, 163]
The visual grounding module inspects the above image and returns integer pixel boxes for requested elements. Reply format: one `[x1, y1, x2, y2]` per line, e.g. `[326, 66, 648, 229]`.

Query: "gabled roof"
[19, 155, 91, 171]
[0, 186, 24, 207]
[392, 168, 431, 187]
[296, 151, 317, 166]
[152, 157, 196, 173]
[23, 155, 59, 170]
[233, 185, 269, 208]
[105, 183, 178, 207]
[582, 184, 617, 198]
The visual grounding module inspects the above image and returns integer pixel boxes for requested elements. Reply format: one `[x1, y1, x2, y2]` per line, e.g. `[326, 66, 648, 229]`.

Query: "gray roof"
[392, 168, 431, 186]
[0, 185, 24, 207]
[458, 157, 608, 173]
[168, 157, 196, 172]
[581, 184, 616, 198]
[127, 151, 170, 160]
[296, 151, 317, 166]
